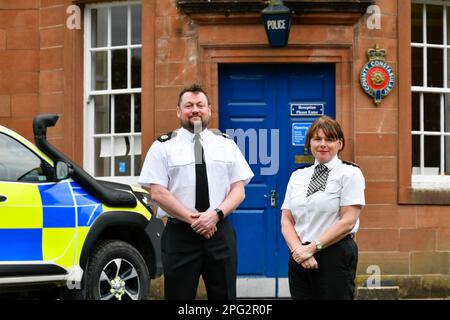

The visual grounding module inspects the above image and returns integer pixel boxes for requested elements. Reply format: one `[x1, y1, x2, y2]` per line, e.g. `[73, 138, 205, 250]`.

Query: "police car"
[0, 114, 163, 300]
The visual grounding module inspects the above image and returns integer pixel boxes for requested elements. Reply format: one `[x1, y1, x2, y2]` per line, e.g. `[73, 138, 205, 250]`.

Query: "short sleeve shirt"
[281, 156, 365, 243]
[138, 127, 254, 217]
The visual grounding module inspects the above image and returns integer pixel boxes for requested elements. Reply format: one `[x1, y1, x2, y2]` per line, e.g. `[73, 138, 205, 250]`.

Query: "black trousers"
[288, 235, 358, 300]
[161, 218, 237, 300]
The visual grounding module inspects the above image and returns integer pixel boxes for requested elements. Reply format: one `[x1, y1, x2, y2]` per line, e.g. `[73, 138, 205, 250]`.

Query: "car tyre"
[84, 240, 149, 300]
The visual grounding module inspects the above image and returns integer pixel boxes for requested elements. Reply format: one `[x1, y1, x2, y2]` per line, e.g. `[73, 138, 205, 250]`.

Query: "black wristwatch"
[214, 208, 225, 220]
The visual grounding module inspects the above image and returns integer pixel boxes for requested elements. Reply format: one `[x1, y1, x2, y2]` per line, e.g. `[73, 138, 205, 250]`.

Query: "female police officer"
[281, 116, 365, 300]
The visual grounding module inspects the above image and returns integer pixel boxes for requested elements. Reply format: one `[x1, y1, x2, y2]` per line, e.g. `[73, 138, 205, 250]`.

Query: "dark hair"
[305, 116, 345, 152]
[178, 84, 210, 106]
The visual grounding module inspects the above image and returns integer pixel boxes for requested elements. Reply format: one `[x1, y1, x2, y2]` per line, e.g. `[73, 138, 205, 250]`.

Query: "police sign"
[261, 1, 291, 48]
[360, 44, 395, 105]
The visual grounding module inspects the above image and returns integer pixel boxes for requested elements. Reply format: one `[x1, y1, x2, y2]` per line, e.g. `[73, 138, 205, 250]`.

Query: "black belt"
[302, 233, 354, 246]
[167, 217, 185, 224]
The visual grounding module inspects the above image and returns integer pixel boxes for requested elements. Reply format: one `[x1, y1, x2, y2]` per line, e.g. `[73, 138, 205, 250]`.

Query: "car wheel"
[84, 240, 149, 300]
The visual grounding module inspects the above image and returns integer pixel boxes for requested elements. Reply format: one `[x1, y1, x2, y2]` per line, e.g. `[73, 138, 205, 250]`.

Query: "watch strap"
[214, 208, 224, 220]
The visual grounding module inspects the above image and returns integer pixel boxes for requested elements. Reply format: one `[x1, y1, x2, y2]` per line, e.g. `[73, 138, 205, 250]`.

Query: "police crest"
[360, 44, 395, 105]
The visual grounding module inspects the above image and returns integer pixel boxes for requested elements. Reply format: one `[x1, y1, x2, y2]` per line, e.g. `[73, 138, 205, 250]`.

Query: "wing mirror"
[55, 161, 72, 181]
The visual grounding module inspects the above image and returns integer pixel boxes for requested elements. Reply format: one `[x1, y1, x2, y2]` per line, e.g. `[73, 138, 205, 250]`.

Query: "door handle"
[270, 190, 277, 208]
[0, 195, 6, 202]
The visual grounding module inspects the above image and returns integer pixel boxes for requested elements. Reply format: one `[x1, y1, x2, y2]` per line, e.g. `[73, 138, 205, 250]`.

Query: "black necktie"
[194, 133, 210, 212]
[306, 164, 329, 197]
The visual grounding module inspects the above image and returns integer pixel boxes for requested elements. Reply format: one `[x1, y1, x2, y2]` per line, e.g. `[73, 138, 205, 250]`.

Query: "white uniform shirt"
[281, 156, 365, 243]
[139, 127, 254, 217]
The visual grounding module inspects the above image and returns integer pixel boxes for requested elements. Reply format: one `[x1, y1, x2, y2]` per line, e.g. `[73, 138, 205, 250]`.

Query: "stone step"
[356, 286, 400, 300]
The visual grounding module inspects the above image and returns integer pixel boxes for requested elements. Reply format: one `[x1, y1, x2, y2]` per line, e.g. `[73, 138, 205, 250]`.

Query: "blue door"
[219, 64, 335, 297]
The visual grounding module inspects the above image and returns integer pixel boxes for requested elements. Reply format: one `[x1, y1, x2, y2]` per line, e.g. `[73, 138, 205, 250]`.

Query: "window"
[84, 2, 142, 185]
[411, 0, 450, 189]
[0, 133, 48, 183]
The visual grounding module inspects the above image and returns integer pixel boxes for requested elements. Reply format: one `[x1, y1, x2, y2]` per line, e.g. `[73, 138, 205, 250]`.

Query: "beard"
[180, 116, 209, 133]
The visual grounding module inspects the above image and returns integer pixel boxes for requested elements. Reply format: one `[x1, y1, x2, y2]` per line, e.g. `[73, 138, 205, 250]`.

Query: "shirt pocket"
[167, 151, 195, 187]
[325, 180, 342, 195]
[209, 146, 234, 163]
[209, 147, 234, 181]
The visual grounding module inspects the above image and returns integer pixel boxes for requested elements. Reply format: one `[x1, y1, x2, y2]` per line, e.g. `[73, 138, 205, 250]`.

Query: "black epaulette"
[342, 160, 360, 168]
[210, 128, 230, 139]
[157, 131, 177, 142]
[295, 163, 314, 171]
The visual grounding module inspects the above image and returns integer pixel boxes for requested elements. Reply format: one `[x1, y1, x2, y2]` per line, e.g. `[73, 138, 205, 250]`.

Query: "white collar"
[314, 155, 341, 171]
[178, 127, 209, 142]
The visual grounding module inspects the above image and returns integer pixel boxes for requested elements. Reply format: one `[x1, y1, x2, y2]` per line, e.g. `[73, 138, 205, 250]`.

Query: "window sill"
[412, 174, 450, 190]
[400, 186, 450, 205]
[398, 175, 450, 204]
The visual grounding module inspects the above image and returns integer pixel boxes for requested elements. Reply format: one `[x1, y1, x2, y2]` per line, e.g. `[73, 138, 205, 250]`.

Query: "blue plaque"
[292, 123, 312, 146]
[290, 103, 324, 116]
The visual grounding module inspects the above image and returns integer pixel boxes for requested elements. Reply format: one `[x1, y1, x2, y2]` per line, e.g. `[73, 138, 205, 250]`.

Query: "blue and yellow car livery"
[0, 114, 163, 300]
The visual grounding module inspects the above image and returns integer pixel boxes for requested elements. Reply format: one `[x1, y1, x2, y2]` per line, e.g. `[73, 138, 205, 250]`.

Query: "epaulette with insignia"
[295, 163, 313, 171]
[157, 131, 177, 142]
[210, 129, 230, 139]
[342, 160, 360, 168]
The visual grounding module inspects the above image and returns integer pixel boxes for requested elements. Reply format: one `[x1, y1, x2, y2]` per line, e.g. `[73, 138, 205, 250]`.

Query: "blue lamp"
[261, 0, 292, 48]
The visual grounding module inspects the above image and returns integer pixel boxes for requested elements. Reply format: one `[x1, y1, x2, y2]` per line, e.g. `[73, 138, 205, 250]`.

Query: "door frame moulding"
[200, 44, 355, 161]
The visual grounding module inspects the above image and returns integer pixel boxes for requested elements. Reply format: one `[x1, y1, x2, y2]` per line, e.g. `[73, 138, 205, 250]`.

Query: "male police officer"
[139, 84, 254, 300]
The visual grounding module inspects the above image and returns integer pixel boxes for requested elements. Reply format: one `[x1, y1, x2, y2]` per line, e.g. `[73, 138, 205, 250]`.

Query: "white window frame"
[411, 0, 450, 189]
[84, 1, 141, 186]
